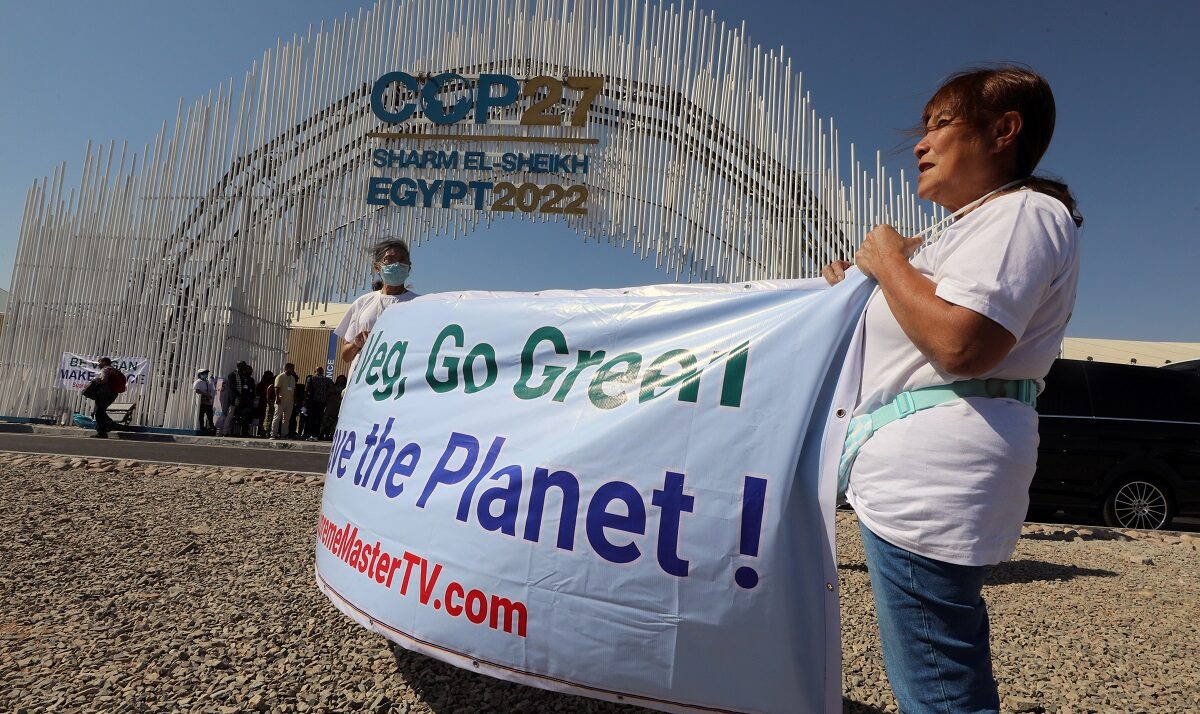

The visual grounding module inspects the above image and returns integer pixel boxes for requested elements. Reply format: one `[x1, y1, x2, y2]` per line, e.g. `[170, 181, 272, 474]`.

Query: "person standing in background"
[193, 369, 215, 434]
[214, 372, 230, 435]
[289, 379, 306, 440]
[270, 363, 298, 439]
[320, 375, 347, 439]
[262, 375, 277, 438]
[225, 361, 256, 437]
[304, 366, 333, 441]
[253, 370, 274, 438]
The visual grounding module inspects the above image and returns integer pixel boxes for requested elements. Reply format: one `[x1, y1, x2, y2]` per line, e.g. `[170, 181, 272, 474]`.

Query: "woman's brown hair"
[923, 66, 1082, 226]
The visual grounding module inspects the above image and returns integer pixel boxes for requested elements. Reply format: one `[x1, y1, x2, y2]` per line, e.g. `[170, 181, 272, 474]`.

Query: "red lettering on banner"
[418, 559, 442, 605]
[465, 589, 487, 624]
[375, 553, 390, 584]
[367, 542, 382, 579]
[399, 551, 421, 595]
[317, 514, 527, 637]
[446, 582, 465, 616]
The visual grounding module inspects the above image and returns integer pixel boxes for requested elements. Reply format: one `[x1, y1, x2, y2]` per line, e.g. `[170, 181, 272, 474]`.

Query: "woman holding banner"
[823, 66, 1081, 713]
[336, 237, 423, 666]
[337, 238, 421, 367]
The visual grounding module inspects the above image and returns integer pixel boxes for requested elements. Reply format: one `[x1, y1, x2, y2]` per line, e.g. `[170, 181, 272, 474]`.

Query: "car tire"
[1102, 476, 1173, 530]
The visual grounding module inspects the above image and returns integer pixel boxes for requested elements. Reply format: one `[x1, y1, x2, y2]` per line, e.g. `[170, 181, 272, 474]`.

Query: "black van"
[1030, 359, 1200, 529]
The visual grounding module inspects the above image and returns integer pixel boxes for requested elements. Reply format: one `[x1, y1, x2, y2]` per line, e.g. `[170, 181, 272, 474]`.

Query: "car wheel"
[1103, 477, 1172, 530]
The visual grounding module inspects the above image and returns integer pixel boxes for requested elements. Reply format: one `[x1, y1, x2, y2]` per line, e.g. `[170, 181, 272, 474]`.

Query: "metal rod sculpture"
[0, 0, 941, 429]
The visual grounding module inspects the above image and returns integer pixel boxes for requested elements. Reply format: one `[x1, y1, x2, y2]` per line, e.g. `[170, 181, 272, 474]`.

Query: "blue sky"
[1, 1, 1197, 340]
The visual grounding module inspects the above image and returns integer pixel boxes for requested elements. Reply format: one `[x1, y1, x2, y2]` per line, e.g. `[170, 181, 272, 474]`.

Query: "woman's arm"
[339, 331, 370, 363]
[856, 225, 1016, 378]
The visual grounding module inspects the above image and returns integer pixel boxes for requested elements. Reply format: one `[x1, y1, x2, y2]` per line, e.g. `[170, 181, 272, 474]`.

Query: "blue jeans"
[858, 522, 999, 714]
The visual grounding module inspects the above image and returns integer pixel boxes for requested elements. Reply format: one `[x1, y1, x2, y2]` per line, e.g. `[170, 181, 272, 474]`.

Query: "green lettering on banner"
[638, 349, 700, 404]
[553, 349, 605, 403]
[718, 342, 750, 408]
[588, 352, 641, 409]
[463, 343, 498, 394]
[364, 340, 389, 386]
[373, 341, 409, 401]
[353, 332, 384, 384]
[513, 326, 569, 399]
[427, 324, 465, 393]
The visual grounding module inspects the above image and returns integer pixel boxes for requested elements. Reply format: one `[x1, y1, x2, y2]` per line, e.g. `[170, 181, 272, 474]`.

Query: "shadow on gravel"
[1021, 530, 1130, 542]
[843, 699, 891, 713]
[392, 643, 508, 712]
[839, 559, 1118, 586]
[985, 559, 1117, 585]
[390, 638, 651, 712]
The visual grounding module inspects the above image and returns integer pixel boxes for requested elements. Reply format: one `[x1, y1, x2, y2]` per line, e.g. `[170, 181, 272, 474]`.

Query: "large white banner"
[54, 353, 151, 395]
[316, 274, 873, 713]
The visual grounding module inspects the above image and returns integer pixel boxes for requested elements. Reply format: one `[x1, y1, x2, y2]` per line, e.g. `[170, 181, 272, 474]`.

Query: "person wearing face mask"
[336, 238, 421, 367]
[822, 66, 1082, 713]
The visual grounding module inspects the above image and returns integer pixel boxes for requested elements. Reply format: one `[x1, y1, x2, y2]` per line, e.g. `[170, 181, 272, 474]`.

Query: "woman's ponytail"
[1024, 175, 1083, 227]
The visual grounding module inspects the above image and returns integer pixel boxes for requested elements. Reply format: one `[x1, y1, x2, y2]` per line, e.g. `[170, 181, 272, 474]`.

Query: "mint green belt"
[837, 378, 1038, 503]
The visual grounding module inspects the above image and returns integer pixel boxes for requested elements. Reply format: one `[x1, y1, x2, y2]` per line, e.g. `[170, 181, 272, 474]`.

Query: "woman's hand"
[821, 260, 854, 285]
[340, 331, 371, 363]
[859, 223, 1018, 377]
[854, 225, 924, 280]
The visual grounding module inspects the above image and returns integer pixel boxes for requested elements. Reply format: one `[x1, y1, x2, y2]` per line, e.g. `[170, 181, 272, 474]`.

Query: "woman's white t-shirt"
[847, 190, 1080, 566]
[334, 289, 421, 344]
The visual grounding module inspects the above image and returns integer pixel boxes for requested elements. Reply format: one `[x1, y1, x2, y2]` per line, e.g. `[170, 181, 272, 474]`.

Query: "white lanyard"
[913, 178, 1027, 248]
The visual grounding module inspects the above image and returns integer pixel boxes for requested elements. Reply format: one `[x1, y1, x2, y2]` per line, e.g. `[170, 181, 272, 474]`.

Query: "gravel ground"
[2, 453, 1197, 713]
[837, 512, 1200, 713]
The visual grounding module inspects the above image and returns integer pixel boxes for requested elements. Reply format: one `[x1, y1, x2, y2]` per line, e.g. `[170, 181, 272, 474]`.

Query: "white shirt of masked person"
[847, 190, 1080, 567]
[334, 289, 422, 366]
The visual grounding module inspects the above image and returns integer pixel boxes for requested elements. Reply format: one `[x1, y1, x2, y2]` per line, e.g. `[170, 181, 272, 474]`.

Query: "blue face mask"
[379, 262, 410, 287]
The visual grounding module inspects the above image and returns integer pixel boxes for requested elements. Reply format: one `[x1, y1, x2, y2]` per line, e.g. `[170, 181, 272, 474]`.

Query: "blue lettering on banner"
[325, 426, 752, 584]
